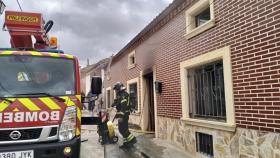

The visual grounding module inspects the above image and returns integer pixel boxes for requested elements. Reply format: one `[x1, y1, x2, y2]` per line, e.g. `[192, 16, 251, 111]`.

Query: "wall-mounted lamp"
[154, 81, 162, 94]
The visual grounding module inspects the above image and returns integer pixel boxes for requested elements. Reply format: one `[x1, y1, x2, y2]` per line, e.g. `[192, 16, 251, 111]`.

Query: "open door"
[144, 72, 155, 131]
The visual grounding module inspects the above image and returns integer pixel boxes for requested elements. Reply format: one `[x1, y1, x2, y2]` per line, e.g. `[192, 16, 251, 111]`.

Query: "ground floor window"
[196, 132, 214, 157]
[129, 83, 138, 111]
[180, 46, 235, 131]
[188, 60, 226, 121]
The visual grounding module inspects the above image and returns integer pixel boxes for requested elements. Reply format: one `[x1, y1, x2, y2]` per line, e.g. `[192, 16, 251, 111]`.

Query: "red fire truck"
[0, 11, 101, 158]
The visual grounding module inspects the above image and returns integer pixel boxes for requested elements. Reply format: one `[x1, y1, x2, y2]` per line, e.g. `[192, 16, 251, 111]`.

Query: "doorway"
[144, 72, 155, 131]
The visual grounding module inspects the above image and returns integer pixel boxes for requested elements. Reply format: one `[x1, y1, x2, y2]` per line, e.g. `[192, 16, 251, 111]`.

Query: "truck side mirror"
[91, 76, 102, 95]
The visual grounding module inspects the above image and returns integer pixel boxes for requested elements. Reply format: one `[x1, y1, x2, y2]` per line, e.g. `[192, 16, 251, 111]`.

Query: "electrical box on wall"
[155, 81, 162, 94]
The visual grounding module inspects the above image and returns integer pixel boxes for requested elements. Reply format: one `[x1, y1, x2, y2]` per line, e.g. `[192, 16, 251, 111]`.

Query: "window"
[127, 78, 140, 113]
[128, 50, 136, 69]
[0, 56, 76, 97]
[188, 60, 226, 121]
[180, 46, 235, 132]
[195, 7, 210, 27]
[196, 132, 214, 157]
[129, 83, 138, 111]
[185, 0, 215, 39]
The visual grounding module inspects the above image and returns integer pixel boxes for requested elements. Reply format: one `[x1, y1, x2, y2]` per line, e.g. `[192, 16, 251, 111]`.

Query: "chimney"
[87, 58, 90, 66]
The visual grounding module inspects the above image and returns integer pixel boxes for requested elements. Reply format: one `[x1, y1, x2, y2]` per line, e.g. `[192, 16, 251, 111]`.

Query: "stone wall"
[158, 116, 280, 158]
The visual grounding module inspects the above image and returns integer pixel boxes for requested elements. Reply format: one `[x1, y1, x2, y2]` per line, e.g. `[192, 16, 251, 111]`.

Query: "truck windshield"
[0, 55, 76, 97]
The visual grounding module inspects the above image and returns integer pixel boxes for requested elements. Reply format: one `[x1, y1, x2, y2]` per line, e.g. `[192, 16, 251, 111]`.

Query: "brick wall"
[106, 0, 280, 132]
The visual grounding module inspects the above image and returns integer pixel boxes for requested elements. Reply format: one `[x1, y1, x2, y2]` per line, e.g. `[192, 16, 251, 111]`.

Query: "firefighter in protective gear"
[112, 82, 137, 148]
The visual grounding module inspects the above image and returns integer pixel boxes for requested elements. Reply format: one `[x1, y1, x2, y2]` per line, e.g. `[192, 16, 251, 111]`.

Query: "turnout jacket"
[113, 91, 130, 118]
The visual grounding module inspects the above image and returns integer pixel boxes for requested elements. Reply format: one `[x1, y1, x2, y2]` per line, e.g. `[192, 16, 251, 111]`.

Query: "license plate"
[0, 150, 33, 158]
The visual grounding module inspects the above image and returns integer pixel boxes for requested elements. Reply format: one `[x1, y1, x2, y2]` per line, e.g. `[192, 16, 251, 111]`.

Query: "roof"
[80, 58, 110, 75]
[112, 0, 186, 63]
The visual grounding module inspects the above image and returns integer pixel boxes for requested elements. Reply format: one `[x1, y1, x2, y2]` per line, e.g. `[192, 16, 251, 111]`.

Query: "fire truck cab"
[0, 11, 101, 158]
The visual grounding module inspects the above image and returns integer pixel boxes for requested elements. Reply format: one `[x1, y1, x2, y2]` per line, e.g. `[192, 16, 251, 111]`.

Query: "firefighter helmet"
[113, 82, 125, 91]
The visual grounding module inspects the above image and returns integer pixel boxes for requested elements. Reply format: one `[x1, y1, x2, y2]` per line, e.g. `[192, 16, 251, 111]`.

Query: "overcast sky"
[0, 0, 173, 67]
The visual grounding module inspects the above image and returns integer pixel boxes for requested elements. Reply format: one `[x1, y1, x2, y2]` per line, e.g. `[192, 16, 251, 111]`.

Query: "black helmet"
[113, 82, 125, 91]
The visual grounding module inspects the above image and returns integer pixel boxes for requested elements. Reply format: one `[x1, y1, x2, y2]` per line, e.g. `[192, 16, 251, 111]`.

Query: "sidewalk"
[81, 109, 192, 158]
[105, 132, 192, 158]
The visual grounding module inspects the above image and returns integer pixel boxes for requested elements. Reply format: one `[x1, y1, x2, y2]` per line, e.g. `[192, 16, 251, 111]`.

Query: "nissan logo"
[9, 131, 21, 140]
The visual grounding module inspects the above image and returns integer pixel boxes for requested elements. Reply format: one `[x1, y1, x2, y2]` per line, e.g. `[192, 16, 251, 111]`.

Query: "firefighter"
[112, 82, 137, 148]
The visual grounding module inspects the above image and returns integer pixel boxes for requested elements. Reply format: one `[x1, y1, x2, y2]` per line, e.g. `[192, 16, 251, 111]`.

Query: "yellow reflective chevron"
[13, 108, 20, 112]
[76, 107, 81, 136]
[76, 128, 81, 136]
[0, 51, 14, 55]
[39, 98, 61, 110]
[0, 101, 11, 112]
[30, 51, 43, 56]
[76, 95, 81, 102]
[49, 53, 60, 58]
[61, 96, 75, 106]
[18, 98, 41, 111]
[64, 54, 74, 59]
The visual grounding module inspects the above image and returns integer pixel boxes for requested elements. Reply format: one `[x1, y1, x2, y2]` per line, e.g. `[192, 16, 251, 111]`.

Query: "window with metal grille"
[196, 132, 214, 157]
[129, 83, 138, 111]
[188, 60, 226, 121]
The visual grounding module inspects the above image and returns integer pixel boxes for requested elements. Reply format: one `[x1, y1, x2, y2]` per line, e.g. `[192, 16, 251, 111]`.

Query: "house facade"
[80, 58, 109, 97]
[104, 0, 280, 157]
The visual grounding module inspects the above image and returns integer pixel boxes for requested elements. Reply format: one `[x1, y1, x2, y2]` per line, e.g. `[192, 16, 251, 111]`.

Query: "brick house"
[80, 58, 109, 96]
[104, 0, 280, 157]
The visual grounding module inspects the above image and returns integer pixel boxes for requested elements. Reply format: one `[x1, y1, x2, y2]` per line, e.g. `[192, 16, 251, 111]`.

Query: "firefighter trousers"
[118, 115, 135, 144]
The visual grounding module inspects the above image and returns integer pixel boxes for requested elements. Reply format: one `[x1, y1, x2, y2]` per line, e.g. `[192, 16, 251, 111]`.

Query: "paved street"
[80, 125, 192, 158]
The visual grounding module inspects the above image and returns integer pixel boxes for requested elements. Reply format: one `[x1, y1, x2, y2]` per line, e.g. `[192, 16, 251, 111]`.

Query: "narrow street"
[80, 125, 192, 158]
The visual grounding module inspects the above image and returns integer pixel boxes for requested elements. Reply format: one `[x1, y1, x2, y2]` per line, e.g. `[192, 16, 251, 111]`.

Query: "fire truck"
[0, 11, 101, 158]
